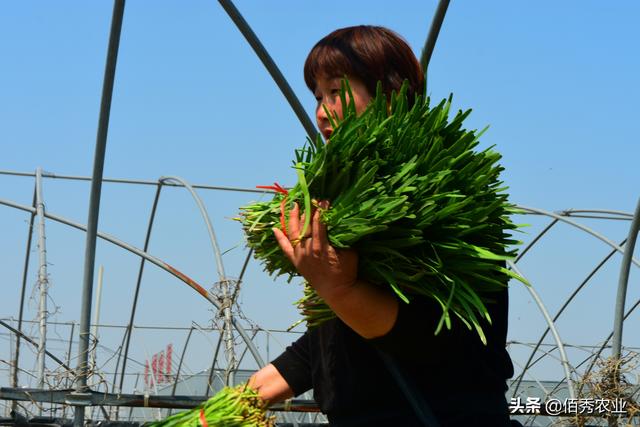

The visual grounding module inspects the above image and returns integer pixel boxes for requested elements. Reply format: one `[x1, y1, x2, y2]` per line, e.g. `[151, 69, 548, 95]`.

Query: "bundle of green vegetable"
[146, 384, 275, 427]
[240, 81, 524, 343]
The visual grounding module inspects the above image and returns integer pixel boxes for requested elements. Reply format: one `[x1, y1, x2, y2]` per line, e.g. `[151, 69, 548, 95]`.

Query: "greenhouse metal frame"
[0, 1, 638, 426]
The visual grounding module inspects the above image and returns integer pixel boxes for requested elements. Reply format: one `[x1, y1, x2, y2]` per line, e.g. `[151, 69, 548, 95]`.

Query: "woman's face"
[313, 75, 372, 140]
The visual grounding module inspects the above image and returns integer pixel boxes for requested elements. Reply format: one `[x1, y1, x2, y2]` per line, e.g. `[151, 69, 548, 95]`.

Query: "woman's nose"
[316, 98, 341, 124]
[316, 102, 328, 125]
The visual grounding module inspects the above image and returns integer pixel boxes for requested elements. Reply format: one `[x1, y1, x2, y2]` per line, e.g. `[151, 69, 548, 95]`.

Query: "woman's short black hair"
[304, 25, 425, 105]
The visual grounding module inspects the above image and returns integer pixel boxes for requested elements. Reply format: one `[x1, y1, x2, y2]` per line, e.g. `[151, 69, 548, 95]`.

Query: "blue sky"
[1, 1, 639, 397]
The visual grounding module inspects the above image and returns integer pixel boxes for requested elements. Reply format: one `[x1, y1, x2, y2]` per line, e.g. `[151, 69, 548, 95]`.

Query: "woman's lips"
[322, 128, 333, 140]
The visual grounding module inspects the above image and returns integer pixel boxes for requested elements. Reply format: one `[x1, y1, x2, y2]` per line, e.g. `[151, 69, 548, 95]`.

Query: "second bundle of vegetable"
[146, 384, 275, 427]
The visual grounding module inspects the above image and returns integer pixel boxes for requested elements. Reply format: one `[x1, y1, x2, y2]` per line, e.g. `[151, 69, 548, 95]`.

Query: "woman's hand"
[248, 364, 294, 404]
[273, 200, 399, 339]
[272, 200, 358, 300]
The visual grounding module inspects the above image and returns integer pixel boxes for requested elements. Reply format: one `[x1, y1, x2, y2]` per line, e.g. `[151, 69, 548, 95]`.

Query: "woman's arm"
[319, 277, 399, 339]
[248, 363, 295, 404]
[273, 201, 399, 339]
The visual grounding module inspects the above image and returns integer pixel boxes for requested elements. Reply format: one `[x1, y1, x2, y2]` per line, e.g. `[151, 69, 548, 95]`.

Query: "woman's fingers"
[316, 200, 329, 248]
[288, 202, 300, 238]
[311, 208, 322, 256]
[273, 227, 295, 262]
[299, 206, 315, 236]
[311, 200, 330, 257]
[300, 212, 307, 237]
[289, 203, 313, 241]
[282, 200, 330, 262]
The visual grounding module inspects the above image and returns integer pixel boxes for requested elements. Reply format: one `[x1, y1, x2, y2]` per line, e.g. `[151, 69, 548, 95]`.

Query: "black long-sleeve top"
[272, 286, 514, 426]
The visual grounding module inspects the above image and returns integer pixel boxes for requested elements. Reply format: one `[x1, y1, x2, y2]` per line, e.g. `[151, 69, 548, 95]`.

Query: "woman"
[249, 25, 515, 427]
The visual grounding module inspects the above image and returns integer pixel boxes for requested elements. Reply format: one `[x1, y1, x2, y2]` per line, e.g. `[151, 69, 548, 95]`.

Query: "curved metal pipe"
[561, 209, 633, 218]
[516, 205, 640, 268]
[159, 176, 226, 282]
[0, 198, 265, 370]
[507, 261, 576, 399]
[75, 2, 125, 425]
[611, 198, 640, 359]
[159, 176, 235, 386]
[559, 214, 633, 221]
[511, 238, 626, 397]
[420, 0, 450, 75]
[217, 0, 318, 141]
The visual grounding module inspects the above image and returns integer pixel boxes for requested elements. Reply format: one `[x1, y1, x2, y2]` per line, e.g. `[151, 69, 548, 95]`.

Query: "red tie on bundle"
[199, 409, 208, 427]
[256, 183, 289, 237]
